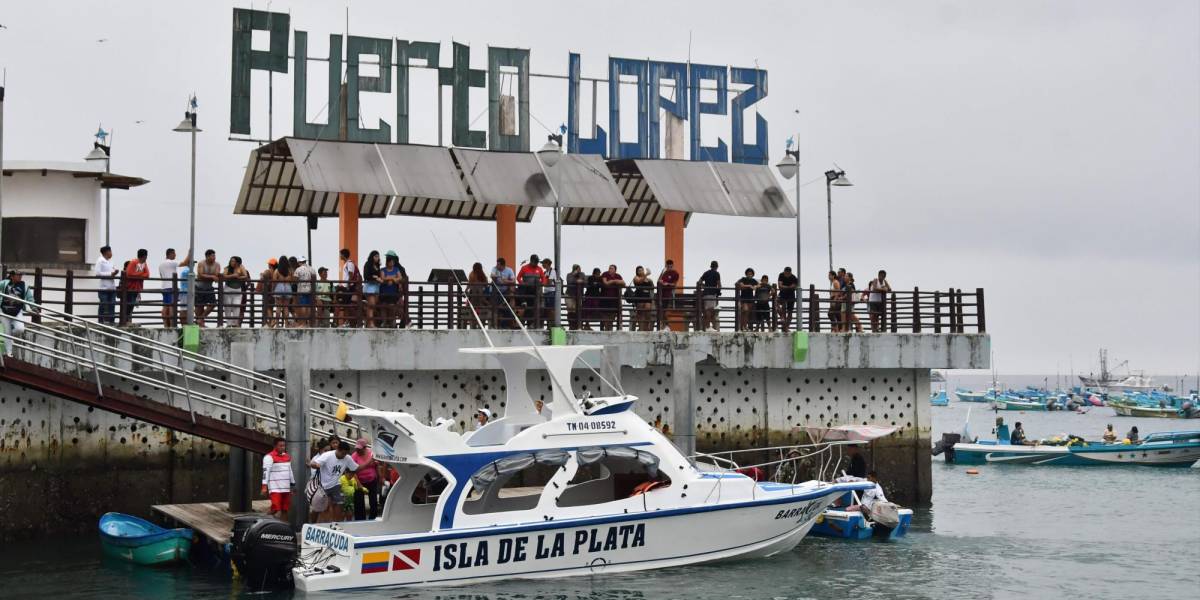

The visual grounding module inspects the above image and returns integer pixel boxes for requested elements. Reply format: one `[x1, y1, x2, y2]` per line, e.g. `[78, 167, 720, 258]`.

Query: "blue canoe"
[98, 512, 193, 565]
[809, 492, 913, 540]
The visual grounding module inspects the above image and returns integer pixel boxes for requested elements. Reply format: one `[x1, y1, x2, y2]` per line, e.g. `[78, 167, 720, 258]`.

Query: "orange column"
[664, 210, 686, 281]
[495, 205, 517, 266]
[338, 193, 359, 265]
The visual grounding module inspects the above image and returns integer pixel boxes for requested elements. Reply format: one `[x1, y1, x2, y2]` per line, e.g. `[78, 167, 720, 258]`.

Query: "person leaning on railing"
[121, 249, 150, 326]
[223, 256, 250, 327]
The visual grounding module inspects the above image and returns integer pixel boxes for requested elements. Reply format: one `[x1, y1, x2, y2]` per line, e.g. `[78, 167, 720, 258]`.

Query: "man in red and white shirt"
[261, 437, 295, 520]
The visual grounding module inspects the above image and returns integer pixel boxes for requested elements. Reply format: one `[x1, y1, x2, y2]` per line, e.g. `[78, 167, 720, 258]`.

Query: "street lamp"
[84, 129, 112, 246]
[823, 168, 853, 272]
[775, 142, 800, 333]
[172, 99, 201, 326]
[535, 133, 564, 328]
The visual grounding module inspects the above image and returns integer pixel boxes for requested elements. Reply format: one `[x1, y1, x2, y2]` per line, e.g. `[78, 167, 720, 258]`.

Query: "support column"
[670, 344, 700, 456]
[285, 341, 311, 531]
[663, 112, 686, 279]
[228, 342, 255, 513]
[338, 193, 359, 265]
[495, 205, 517, 266]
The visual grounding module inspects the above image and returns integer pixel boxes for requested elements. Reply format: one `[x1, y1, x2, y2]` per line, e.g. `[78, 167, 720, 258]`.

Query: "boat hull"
[1111, 404, 1188, 418]
[949, 441, 1200, 467]
[294, 484, 856, 592]
[98, 513, 192, 566]
[992, 399, 1046, 411]
[809, 508, 913, 540]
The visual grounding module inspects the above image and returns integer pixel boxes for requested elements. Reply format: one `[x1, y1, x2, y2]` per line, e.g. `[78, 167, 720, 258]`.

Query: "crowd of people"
[74, 245, 895, 333]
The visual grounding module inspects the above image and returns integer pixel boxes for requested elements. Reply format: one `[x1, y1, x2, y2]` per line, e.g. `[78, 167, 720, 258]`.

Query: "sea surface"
[1, 401, 1197, 600]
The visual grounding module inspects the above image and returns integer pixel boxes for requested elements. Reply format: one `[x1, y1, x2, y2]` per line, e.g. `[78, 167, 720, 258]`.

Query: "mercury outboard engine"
[230, 517, 297, 591]
[931, 432, 961, 463]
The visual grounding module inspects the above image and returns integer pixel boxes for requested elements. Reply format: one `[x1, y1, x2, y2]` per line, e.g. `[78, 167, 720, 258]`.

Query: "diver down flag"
[392, 548, 421, 571]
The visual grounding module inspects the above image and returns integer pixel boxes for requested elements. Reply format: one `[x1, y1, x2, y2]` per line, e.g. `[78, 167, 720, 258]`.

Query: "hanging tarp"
[575, 446, 659, 476]
[469, 449, 570, 489]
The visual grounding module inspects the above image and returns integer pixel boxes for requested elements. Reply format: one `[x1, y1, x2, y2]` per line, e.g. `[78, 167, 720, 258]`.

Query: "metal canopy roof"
[560, 158, 793, 226]
[1, 161, 149, 190]
[234, 139, 392, 218]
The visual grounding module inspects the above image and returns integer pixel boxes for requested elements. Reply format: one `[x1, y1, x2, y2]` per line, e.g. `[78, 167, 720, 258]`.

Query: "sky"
[0, 0, 1196, 376]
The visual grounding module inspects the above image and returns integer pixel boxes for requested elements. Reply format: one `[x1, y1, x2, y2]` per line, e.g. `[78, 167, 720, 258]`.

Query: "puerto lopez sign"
[230, 9, 768, 163]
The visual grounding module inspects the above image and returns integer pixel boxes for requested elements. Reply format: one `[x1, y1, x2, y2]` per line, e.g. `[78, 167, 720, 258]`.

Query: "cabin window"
[462, 449, 569, 515]
[2, 217, 86, 265]
[557, 446, 668, 508]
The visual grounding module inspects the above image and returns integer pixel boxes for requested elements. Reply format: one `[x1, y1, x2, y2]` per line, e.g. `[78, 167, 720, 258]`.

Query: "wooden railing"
[10, 268, 985, 334]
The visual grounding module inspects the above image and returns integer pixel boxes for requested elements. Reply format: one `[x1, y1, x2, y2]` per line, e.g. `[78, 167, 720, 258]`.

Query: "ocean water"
[1, 402, 1196, 600]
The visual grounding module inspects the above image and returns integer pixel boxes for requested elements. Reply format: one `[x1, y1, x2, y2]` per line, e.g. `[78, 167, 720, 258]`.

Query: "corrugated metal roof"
[548, 154, 629, 209]
[451, 148, 553, 206]
[286, 138, 394, 197]
[233, 140, 391, 218]
[710, 162, 795, 218]
[634, 159, 732, 214]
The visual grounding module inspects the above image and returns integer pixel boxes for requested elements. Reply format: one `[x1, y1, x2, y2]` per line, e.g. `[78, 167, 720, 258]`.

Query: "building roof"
[1, 160, 150, 190]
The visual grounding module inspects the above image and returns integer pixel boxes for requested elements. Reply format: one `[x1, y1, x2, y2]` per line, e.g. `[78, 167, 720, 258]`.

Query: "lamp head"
[776, 153, 798, 180]
[84, 143, 109, 162]
[172, 111, 201, 133]
[538, 134, 563, 168]
[825, 169, 852, 187]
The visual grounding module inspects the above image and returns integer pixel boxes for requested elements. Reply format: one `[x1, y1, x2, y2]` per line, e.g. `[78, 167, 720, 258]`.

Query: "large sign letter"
[731, 67, 768, 165]
[439, 43, 486, 148]
[567, 53, 607, 156]
[649, 62, 688, 159]
[293, 32, 342, 140]
[488, 47, 531, 152]
[689, 64, 728, 162]
[230, 9, 288, 136]
[346, 36, 392, 143]
[395, 41, 439, 144]
[608, 58, 649, 159]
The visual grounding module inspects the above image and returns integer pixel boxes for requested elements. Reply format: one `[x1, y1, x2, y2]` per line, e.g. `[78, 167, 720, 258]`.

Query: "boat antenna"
[455, 232, 584, 405]
[431, 232, 493, 348]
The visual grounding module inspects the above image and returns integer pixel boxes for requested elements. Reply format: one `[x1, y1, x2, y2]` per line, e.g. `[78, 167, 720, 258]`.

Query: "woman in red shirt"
[351, 438, 384, 520]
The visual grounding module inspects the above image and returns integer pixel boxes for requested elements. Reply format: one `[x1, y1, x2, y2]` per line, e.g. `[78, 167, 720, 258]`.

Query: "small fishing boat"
[992, 397, 1046, 411]
[942, 430, 1200, 467]
[809, 492, 912, 540]
[930, 390, 949, 407]
[98, 512, 192, 565]
[1111, 404, 1198, 419]
[954, 388, 991, 403]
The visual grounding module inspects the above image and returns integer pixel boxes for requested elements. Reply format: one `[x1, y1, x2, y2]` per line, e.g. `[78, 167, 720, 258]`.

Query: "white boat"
[293, 345, 871, 592]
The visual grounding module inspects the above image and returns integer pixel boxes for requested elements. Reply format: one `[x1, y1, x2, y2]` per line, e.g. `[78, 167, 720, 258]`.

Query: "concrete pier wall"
[0, 329, 987, 540]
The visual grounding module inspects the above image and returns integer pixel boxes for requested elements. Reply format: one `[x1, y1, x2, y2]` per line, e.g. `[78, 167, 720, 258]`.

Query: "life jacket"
[629, 480, 665, 497]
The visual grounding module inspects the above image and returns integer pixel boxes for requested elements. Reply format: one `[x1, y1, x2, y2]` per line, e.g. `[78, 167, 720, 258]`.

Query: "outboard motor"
[230, 517, 297, 591]
[932, 432, 962, 463]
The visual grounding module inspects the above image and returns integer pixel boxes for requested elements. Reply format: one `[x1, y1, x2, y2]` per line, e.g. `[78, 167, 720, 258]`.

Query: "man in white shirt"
[294, 256, 317, 326]
[158, 248, 191, 327]
[94, 246, 119, 324]
[308, 440, 359, 522]
[847, 471, 888, 516]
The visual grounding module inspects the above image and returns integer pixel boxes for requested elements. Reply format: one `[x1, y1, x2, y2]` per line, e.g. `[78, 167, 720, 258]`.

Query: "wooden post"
[889, 291, 898, 333]
[934, 291, 942, 334]
[64, 270, 74, 316]
[912, 287, 921, 333]
[216, 282, 225, 327]
[417, 285, 424, 329]
[33, 268, 43, 324]
[976, 287, 986, 332]
[808, 285, 819, 332]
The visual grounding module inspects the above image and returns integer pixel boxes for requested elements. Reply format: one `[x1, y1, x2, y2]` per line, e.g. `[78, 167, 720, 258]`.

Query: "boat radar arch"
[459, 345, 606, 418]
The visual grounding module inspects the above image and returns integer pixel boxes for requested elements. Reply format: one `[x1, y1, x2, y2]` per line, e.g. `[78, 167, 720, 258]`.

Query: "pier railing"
[11, 269, 985, 333]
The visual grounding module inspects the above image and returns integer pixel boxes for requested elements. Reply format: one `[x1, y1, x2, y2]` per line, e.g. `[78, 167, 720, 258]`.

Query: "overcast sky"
[1, 0, 1197, 376]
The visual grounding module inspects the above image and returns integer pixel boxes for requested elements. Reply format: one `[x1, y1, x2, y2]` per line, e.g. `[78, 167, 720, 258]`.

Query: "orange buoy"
[966, 468, 980, 475]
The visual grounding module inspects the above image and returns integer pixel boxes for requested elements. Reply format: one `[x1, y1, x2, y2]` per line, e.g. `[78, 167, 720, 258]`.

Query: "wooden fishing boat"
[98, 512, 193, 565]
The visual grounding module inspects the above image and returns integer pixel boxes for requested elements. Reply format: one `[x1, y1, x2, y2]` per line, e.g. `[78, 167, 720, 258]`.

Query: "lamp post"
[84, 129, 112, 246]
[823, 168, 853, 272]
[535, 134, 564, 328]
[775, 138, 800, 332]
[172, 99, 201, 326]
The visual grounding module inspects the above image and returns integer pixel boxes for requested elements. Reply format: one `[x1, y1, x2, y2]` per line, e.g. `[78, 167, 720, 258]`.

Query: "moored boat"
[930, 390, 949, 407]
[291, 345, 873, 592]
[941, 430, 1200, 466]
[810, 495, 913, 540]
[954, 388, 992, 403]
[98, 512, 192, 565]
[992, 397, 1046, 411]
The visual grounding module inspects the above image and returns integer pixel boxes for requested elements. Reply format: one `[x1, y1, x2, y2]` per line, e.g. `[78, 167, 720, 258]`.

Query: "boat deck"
[151, 501, 271, 546]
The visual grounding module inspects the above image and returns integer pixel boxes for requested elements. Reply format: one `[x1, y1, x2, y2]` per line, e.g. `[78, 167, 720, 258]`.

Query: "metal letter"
[293, 32, 343, 140]
[567, 53, 606, 156]
[689, 64, 728, 162]
[346, 36, 393, 142]
[395, 41, 440, 144]
[649, 61, 688, 159]
[730, 67, 768, 165]
[230, 9, 289, 135]
[488, 47, 531, 152]
[608, 57, 650, 159]
[439, 42, 486, 148]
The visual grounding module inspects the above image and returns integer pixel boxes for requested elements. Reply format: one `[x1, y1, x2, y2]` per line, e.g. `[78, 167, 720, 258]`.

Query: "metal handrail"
[0, 292, 361, 441]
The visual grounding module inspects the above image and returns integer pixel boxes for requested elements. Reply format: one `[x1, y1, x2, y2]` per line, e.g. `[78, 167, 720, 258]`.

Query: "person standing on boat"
[993, 416, 1011, 444]
[351, 438, 384, 521]
[474, 408, 492, 429]
[261, 437, 294, 521]
[847, 472, 887, 517]
[308, 441, 359, 522]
